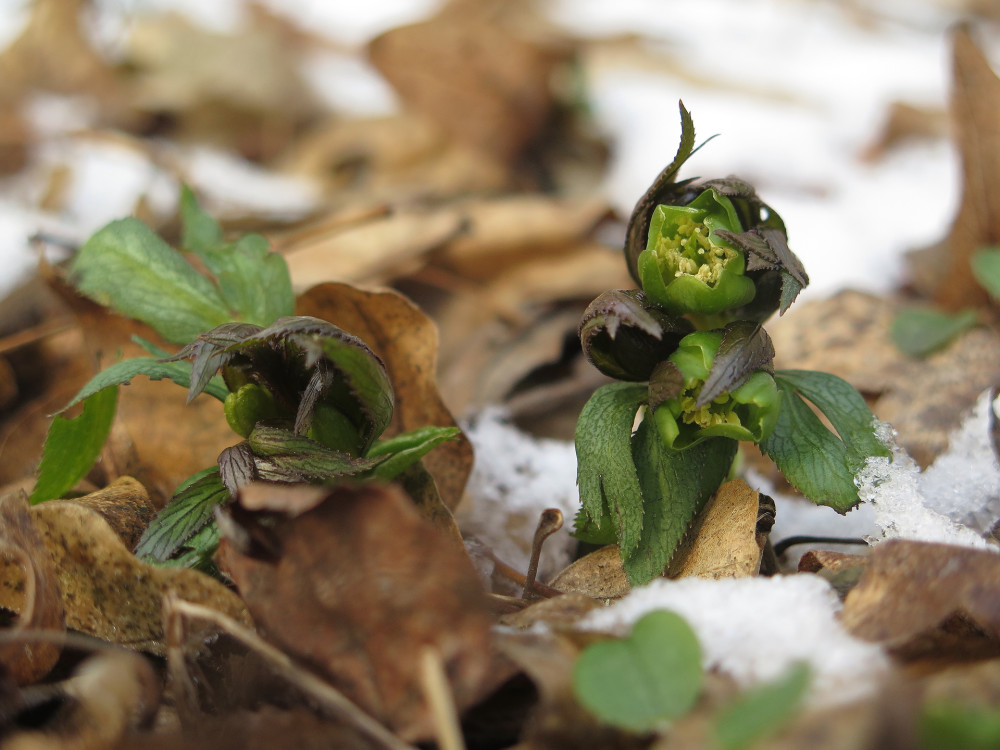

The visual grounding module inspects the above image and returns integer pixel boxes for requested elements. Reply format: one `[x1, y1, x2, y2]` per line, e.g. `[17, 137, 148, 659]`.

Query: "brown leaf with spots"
[60, 476, 154, 550]
[28, 500, 250, 654]
[0, 491, 64, 685]
[841, 539, 1000, 662]
[296, 282, 472, 510]
[217, 483, 494, 742]
[932, 27, 1000, 311]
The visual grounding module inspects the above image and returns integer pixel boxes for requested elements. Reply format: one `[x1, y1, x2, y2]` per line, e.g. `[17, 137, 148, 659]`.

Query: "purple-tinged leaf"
[698, 322, 775, 407]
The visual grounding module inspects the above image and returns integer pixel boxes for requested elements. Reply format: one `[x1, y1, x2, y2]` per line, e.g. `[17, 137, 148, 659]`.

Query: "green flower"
[637, 189, 756, 317]
[652, 331, 779, 449]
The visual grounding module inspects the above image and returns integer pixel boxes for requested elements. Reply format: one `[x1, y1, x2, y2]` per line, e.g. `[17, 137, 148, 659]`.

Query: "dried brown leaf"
[369, 15, 556, 164]
[933, 27, 1000, 310]
[284, 208, 465, 290]
[60, 476, 154, 550]
[550, 545, 630, 600]
[296, 282, 472, 510]
[217, 484, 494, 742]
[0, 491, 64, 685]
[841, 539, 1000, 662]
[30, 500, 250, 654]
[666, 479, 764, 579]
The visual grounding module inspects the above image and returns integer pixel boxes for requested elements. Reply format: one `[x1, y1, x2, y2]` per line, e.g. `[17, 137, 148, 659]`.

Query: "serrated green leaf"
[972, 246, 1000, 300]
[30, 387, 119, 504]
[156, 521, 220, 573]
[775, 370, 888, 468]
[63, 357, 229, 412]
[180, 184, 224, 256]
[135, 467, 228, 562]
[713, 663, 810, 750]
[624, 419, 737, 585]
[760, 371, 887, 512]
[573, 610, 703, 732]
[891, 307, 978, 358]
[575, 383, 647, 555]
[366, 426, 460, 481]
[203, 234, 294, 327]
[71, 218, 231, 344]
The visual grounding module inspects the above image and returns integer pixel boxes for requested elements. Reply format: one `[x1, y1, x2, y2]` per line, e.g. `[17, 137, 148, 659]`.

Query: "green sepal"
[224, 383, 284, 438]
[574, 382, 647, 555]
[30, 387, 119, 504]
[760, 370, 890, 513]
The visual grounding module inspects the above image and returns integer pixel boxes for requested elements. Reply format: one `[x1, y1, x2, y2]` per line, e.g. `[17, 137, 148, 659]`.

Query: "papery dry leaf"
[369, 15, 556, 164]
[0, 491, 64, 685]
[296, 282, 472, 510]
[284, 208, 465, 291]
[770, 290, 1000, 466]
[0, 0, 116, 102]
[499, 593, 602, 629]
[932, 27, 1000, 311]
[279, 113, 511, 201]
[841, 539, 1000, 662]
[433, 196, 612, 279]
[797, 549, 868, 599]
[61, 476, 154, 550]
[860, 101, 949, 163]
[29, 500, 250, 654]
[666, 479, 764, 580]
[550, 545, 630, 600]
[3, 650, 160, 750]
[217, 484, 494, 742]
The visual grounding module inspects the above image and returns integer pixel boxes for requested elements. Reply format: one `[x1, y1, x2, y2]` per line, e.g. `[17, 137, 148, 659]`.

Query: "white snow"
[459, 407, 581, 582]
[579, 573, 888, 705]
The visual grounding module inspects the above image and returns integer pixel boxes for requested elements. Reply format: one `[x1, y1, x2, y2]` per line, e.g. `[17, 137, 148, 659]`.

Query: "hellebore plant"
[576, 103, 890, 585]
[31, 188, 458, 569]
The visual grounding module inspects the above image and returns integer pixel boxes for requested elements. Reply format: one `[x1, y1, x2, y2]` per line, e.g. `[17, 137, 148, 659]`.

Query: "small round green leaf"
[573, 610, 703, 732]
[891, 307, 977, 359]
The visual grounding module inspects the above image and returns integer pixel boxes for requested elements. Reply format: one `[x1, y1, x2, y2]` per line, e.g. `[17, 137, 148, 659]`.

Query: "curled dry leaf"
[283, 207, 465, 291]
[841, 539, 1000, 662]
[216, 484, 494, 742]
[296, 282, 472, 510]
[27, 500, 249, 654]
[666, 478, 766, 580]
[0, 491, 64, 685]
[3, 650, 160, 750]
[59, 476, 154, 550]
[931, 27, 1000, 311]
[369, 13, 556, 164]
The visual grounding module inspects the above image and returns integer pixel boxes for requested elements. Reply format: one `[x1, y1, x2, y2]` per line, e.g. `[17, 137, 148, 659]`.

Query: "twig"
[164, 597, 416, 750]
[522, 508, 563, 600]
[419, 646, 466, 750]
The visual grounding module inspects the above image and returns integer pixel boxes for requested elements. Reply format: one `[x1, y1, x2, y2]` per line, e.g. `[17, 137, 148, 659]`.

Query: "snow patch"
[580, 574, 887, 705]
[460, 407, 580, 581]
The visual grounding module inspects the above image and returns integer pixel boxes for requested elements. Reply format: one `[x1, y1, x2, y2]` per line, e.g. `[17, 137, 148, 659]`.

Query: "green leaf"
[157, 521, 220, 573]
[713, 663, 810, 750]
[180, 184, 224, 256]
[366, 426, 461, 481]
[971, 246, 1000, 300]
[920, 702, 1000, 750]
[135, 467, 229, 562]
[70, 218, 231, 344]
[575, 383, 647, 555]
[760, 370, 889, 512]
[203, 234, 294, 328]
[625, 419, 736, 585]
[573, 610, 703, 732]
[30, 387, 119, 504]
[891, 307, 978, 358]
[63, 357, 229, 412]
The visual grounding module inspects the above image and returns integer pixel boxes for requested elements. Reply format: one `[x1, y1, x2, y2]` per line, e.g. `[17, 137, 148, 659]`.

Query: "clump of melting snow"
[856, 390, 1000, 550]
[580, 574, 887, 705]
[460, 407, 581, 581]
